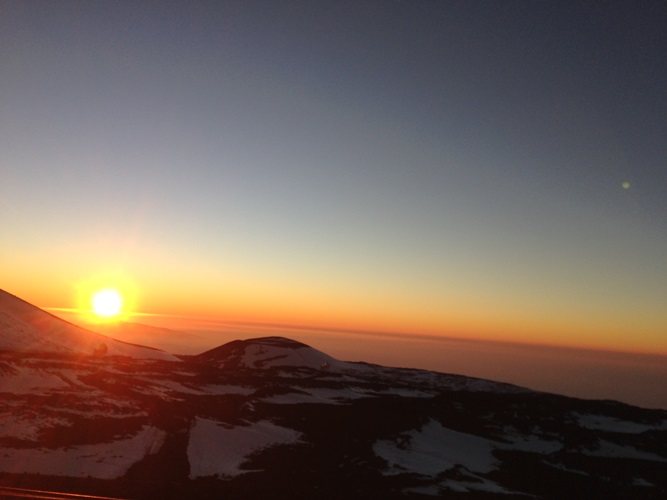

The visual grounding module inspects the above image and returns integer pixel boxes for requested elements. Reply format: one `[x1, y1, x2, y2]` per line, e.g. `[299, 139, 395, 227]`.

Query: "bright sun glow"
[76, 272, 138, 322]
[92, 289, 123, 318]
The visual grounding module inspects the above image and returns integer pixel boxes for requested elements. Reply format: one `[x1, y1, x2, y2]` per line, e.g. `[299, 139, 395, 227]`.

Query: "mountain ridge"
[0, 289, 665, 498]
[0, 289, 177, 361]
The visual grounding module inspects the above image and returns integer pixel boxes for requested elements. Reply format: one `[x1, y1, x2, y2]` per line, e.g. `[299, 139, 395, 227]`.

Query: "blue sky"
[1, 1, 666, 353]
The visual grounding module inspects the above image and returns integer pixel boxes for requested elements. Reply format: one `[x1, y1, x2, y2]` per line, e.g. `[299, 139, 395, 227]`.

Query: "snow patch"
[581, 439, 667, 462]
[240, 342, 341, 370]
[0, 412, 70, 441]
[261, 386, 368, 405]
[363, 387, 436, 398]
[574, 412, 666, 434]
[0, 425, 165, 479]
[200, 384, 255, 396]
[374, 420, 518, 495]
[0, 365, 71, 393]
[500, 427, 562, 454]
[142, 380, 255, 397]
[374, 419, 499, 476]
[187, 417, 302, 478]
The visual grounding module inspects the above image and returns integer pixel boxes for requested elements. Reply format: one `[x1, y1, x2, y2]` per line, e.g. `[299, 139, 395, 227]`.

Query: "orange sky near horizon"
[31, 299, 667, 410]
[6, 265, 665, 358]
[6, 205, 661, 357]
[2, 3, 666, 363]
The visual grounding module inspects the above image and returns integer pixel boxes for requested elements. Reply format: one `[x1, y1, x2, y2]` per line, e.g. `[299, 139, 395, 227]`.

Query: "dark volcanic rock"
[0, 339, 664, 499]
[0, 294, 665, 498]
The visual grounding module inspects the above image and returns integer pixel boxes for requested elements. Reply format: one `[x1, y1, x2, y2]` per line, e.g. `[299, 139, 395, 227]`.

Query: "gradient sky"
[2, 1, 666, 354]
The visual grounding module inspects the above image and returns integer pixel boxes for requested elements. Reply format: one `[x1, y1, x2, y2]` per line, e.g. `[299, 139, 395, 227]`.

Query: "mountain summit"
[195, 336, 350, 371]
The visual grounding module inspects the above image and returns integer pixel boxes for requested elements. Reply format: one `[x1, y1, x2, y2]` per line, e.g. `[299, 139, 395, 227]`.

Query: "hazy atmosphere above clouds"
[2, 1, 666, 354]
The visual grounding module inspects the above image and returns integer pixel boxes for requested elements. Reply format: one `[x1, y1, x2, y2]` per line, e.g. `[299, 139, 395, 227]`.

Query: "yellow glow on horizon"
[25, 263, 656, 357]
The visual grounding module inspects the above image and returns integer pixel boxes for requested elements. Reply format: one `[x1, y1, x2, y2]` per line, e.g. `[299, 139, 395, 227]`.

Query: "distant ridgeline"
[0, 289, 665, 498]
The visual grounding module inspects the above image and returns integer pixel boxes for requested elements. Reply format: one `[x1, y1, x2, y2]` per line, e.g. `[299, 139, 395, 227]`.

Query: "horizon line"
[44, 307, 667, 360]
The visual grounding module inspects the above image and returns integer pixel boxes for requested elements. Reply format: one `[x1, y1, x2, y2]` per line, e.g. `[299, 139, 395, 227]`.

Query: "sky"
[2, 1, 667, 357]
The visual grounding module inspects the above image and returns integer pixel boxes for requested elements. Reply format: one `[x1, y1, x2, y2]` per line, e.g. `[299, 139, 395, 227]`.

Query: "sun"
[91, 289, 123, 318]
[76, 272, 138, 322]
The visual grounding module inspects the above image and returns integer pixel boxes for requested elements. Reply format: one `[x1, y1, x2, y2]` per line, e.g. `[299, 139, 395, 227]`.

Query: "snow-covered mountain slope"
[0, 291, 665, 498]
[0, 338, 663, 499]
[0, 289, 177, 360]
[194, 336, 359, 372]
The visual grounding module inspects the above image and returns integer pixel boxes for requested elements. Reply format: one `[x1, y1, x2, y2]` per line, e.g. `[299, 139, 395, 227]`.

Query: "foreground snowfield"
[0, 290, 666, 498]
[0, 337, 664, 498]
